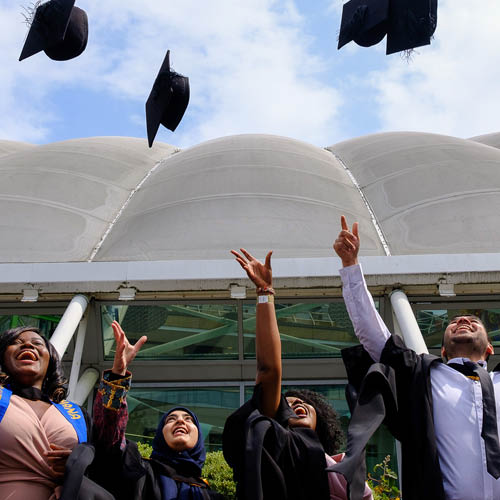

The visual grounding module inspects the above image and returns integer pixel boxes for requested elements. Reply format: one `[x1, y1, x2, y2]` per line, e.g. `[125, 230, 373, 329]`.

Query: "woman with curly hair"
[0, 326, 113, 500]
[223, 249, 372, 500]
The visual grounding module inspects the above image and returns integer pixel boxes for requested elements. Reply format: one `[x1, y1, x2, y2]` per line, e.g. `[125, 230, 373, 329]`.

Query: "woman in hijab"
[0, 326, 113, 500]
[92, 321, 224, 500]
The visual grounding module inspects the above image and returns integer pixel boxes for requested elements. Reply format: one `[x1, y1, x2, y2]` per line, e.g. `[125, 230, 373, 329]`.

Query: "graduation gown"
[342, 335, 445, 500]
[222, 385, 330, 500]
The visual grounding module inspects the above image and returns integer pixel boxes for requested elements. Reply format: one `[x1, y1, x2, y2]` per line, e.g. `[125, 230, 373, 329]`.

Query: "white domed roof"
[327, 132, 500, 255]
[0, 137, 176, 262]
[0, 140, 35, 158]
[2, 131, 500, 264]
[94, 134, 383, 261]
[469, 132, 500, 150]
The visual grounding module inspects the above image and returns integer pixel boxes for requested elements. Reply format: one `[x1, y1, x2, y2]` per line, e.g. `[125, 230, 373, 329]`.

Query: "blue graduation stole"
[0, 385, 87, 443]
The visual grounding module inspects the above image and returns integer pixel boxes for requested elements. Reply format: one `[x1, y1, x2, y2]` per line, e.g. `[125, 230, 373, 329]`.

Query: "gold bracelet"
[257, 295, 275, 304]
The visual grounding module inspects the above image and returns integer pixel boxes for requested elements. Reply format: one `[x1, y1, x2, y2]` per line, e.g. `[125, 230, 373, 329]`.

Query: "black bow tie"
[448, 361, 500, 479]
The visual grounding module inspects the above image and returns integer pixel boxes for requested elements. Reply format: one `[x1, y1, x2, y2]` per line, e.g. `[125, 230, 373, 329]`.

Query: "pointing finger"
[341, 215, 348, 231]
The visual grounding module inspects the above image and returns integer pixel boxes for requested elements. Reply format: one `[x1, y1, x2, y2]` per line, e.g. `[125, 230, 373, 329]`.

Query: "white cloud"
[370, 0, 500, 138]
[1, 0, 343, 146]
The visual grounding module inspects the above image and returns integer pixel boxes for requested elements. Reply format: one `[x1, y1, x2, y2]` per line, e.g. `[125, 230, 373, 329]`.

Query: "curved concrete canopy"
[94, 134, 382, 261]
[469, 132, 500, 150]
[0, 140, 35, 158]
[327, 132, 500, 255]
[2, 131, 500, 264]
[0, 137, 176, 262]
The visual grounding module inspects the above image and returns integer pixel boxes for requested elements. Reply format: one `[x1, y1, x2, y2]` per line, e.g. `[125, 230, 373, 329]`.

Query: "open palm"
[231, 248, 272, 290]
[111, 321, 147, 376]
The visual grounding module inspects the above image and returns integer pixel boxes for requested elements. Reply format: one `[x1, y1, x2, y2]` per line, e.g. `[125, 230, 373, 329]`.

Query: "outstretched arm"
[334, 216, 390, 361]
[231, 249, 281, 418]
[93, 322, 147, 450]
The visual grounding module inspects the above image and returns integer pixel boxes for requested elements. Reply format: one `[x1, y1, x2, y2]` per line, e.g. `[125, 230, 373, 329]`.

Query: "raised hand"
[333, 215, 360, 267]
[111, 321, 147, 376]
[231, 248, 273, 291]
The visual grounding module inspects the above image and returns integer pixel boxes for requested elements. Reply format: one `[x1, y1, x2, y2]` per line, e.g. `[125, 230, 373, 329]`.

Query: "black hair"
[0, 326, 67, 402]
[284, 389, 344, 455]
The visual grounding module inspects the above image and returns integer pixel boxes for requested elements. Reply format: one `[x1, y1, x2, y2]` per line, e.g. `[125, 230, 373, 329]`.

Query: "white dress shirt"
[340, 263, 500, 500]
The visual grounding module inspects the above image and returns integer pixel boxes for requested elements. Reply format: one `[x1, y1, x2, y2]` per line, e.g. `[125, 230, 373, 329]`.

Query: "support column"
[68, 311, 88, 398]
[50, 294, 89, 358]
[390, 289, 428, 354]
[72, 367, 99, 406]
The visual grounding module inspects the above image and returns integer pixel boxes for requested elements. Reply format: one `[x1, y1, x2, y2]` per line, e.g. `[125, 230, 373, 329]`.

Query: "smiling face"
[286, 396, 317, 431]
[1, 330, 50, 389]
[162, 410, 199, 451]
[442, 315, 493, 362]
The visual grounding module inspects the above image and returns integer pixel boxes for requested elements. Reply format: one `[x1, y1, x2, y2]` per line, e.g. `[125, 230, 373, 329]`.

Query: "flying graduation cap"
[338, 0, 437, 55]
[19, 0, 88, 62]
[145, 50, 190, 148]
[338, 0, 389, 50]
[19, 0, 89, 61]
[386, 0, 437, 55]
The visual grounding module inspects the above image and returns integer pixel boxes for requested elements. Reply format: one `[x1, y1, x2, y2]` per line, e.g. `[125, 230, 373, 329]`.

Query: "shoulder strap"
[0, 386, 12, 423]
[52, 399, 87, 443]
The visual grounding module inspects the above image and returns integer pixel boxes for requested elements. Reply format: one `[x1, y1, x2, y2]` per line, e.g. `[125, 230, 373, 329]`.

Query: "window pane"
[101, 304, 238, 360]
[243, 301, 377, 358]
[126, 386, 240, 452]
[0, 314, 61, 338]
[416, 308, 500, 348]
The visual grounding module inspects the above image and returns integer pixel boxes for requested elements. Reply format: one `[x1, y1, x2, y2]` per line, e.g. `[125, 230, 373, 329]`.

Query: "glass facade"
[125, 386, 240, 452]
[243, 301, 374, 359]
[101, 300, 374, 361]
[0, 313, 61, 338]
[101, 304, 239, 360]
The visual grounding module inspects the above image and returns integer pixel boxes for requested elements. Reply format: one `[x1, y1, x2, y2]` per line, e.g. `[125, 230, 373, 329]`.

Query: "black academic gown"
[222, 385, 330, 500]
[342, 335, 445, 500]
[92, 439, 224, 500]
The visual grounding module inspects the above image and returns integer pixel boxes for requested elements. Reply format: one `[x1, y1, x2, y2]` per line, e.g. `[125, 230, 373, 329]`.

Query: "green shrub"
[367, 455, 400, 500]
[137, 444, 236, 499]
[137, 441, 152, 459]
[202, 451, 236, 500]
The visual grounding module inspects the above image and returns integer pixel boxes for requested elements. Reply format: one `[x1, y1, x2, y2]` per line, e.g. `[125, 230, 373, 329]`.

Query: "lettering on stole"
[60, 400, 81, 419]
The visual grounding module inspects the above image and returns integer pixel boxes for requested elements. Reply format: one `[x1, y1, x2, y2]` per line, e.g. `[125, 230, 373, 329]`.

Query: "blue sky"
[2, 0, 499, 148]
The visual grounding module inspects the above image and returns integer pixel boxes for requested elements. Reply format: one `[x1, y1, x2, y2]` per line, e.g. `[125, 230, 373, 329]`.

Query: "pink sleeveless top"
[0, 394, 78, 500]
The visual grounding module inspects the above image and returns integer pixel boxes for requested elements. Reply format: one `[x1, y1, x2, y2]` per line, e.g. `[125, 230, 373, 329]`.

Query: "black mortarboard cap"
[145, 50, 190, 148]
[338, 0, 389, 50]
[386, 0, 438, 55]
[19, 0, 88, 62]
